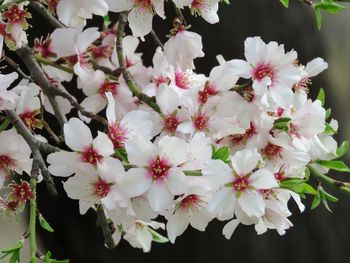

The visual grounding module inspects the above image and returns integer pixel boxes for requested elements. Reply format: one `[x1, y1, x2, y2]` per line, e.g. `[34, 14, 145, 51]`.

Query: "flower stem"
[29, 178, 37, 263]
[308, 165, 350, 195]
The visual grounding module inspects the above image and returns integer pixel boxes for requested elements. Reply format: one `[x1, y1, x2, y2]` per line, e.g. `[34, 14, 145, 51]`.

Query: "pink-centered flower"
[119, 135, 189, 213]
[47, 118, 115, 177]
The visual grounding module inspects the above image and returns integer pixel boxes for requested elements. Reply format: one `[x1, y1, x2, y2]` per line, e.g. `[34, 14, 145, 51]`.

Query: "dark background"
[4, 1, 350, 263]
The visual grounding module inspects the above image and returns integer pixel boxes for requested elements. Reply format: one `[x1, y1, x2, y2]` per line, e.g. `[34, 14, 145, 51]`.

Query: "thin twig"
[151, 30, 164, 49]
[29, 1, 65, 29]
[16, 47, 67, 129]
[116, 12, 160, 113]
[2, 53, 33, 81]
[308, 165, 350, 195]
[5, 110, 58, 196]
[96, 205, 116, 249]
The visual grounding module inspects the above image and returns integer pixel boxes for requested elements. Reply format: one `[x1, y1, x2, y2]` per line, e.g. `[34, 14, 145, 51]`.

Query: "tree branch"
[16, 47, 67, 129]
[5, 110, 58, 196]
[29, 1, 65, 29]
[116, 12, 161, 113]
[308, 165, 350, 195]
[96, 205, 116, 249]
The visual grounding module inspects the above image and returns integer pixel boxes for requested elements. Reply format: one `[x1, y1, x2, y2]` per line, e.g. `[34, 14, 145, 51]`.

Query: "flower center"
[231, 122, 257, 145]
[175, 70, 193, 90]
[154, 76, 170, 88]
[20, 110, 42, 130]
[3, 4, 29, 24]
[81, 146, 103, 165]
[274, 171, 285, 181]
[191, 0, 205, 9]
[134, 0, 152, 10]
[193, 113, 209, 131]
[93, 178, 111, 198]
[262, 143, 282, 160]
[99, 81, 118, 96]
[180, 194, 201, 211]
[198, 83, 218, 104]
[253, 63, 275, 82]
[92, 45, 113, 59]
[9, 181, 34, 202]
[148, 157, 171, 181]
[108, 123, 128, 149]
[232, 176, 250, 192]
[163, 114, 180, 133]
[0, 155, 15, 170]
[34, 37, 56, 59]
[260, 189, 276, 199]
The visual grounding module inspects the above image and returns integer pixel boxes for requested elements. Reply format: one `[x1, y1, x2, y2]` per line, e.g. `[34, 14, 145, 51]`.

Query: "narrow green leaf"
[0, 118, 11, 133]
[316, 160, 350, 172]
[280, 0, 289, 8]
[39, 214, 55, 233]
[1, 241, 24, 254]
[319, 188, 339, 202]
[311, 193, 321, 210]
[212, 146, 230, 162]
[336, 141, 349, 159]
[325, 108, 331, 120]
[315, 8, 322, 30]
[148, 228, 169, 243]
[324, 123, 337, 135]
[316, 88, 325, 106]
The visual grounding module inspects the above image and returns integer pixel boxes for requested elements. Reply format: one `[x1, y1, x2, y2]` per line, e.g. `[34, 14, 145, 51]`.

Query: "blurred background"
[1, 0, 350, 262]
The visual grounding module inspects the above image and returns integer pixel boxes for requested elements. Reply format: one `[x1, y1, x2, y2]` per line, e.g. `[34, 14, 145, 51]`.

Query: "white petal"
[231, 149, 260, 176]
[222, 219, 240, 239]
[64, 118, 93, 151]
[93, 131, 114, 157]
[158, 136, 188, 167]
[166, 210, 189, 243]
[97, 157, 125, 182]
[249, 169, 278, 190]
[125, 136, 157, 167]
[147, 182, 173, 212]
[119, 168, 152, 197]
[47, 151, 80, 177]
[164, 169, 188, 195]
[128, 9, 153, 40]
[238, 191, 265, 217]
[202, 159, 233, 186]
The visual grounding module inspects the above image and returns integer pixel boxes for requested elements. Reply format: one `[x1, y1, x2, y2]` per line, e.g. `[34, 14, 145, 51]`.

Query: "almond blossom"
[120, 135, 189, 213]
[47, 118, 115, 177]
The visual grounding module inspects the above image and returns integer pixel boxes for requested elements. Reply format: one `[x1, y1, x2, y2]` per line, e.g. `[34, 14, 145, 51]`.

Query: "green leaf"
[325, 108, 331, 120]
[1, 241, 24, 254]
[314, 1, 345, 14]
[114, 148, 129, 163]
[0, 118, 11, 133]
[280, 0, 289, 8]
[304, 167, 310, 181]
[319, 188, 339, 202]
[1, 240, 24, 262]
[280, 178, 317, 196]
[42, 251, 69, 263]
[316, 160, 350, 172]
[148, 228, 169, 243]
[324, 123, 337, 135]
[39, 213, 55, 233]
[336, 141, 349, 159]
[212, 146, 230, 162]
[315, 8, 322, 30]
[316, 88, 325, 106]
[273, 117, 291, 131]
[311, 192, 321, 210]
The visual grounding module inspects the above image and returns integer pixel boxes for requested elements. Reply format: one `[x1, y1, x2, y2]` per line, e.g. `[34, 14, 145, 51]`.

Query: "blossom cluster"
[0, 0, 346, 254]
